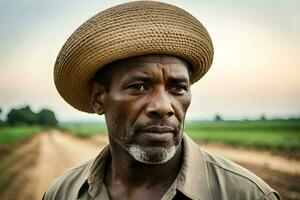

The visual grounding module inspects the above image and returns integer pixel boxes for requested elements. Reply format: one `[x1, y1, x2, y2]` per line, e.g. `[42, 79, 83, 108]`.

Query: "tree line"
[0, 105, 58, 127]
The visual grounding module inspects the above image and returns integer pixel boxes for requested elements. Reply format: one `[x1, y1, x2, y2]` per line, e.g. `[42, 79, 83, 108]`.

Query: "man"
[45, 1, 281, 199]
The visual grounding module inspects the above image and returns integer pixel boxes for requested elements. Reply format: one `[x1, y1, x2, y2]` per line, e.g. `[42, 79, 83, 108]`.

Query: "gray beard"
[126, 144, 178, 164]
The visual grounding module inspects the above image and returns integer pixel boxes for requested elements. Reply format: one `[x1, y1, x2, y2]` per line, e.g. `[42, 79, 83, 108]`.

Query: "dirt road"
[1, 131, 299, 200]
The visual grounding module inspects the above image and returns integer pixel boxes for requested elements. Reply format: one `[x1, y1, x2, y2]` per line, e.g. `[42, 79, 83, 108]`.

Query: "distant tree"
[214, 114, 223, 121]
[0, 107, 3, 126]
[37, 109, 58, 126]
[6, 106, 38, 125]
[5, 105, 59, 126]
[287, 115, 300, 121]
[260, 114, 266, 121]
[242, 118, 249, 121]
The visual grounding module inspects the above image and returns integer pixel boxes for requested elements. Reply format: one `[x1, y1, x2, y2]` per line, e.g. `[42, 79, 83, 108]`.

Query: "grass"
[185, 120, 300, 151]
[0, 126, 44, 145]
[59, 122, 107, 138]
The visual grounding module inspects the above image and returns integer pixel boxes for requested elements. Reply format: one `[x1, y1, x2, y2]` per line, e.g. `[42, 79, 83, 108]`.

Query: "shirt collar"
[176, 133, 211, 200]
[77, 133, 211, 200]
[76, 145, 111, 199]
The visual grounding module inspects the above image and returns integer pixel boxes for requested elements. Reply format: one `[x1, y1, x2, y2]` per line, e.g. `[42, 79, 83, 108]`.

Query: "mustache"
[134, 119, 179, 133]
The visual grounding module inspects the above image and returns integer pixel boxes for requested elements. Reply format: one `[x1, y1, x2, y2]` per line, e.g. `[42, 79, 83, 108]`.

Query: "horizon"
[0, 103, 299, 123]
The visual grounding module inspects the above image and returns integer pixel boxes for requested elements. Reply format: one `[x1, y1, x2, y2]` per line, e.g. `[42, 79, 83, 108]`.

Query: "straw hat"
[54, 1, 214, 113]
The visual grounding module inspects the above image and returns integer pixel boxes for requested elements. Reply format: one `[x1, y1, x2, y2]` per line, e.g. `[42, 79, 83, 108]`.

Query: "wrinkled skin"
[92, 55, 191, 163]
[91, 55, 191, 200]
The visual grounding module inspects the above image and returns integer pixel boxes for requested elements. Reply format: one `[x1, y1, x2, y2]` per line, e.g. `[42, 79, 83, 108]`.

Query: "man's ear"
[90, 81, 106, 115]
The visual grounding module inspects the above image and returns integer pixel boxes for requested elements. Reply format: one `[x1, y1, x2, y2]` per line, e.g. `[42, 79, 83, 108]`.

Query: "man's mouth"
[141, 125, 175, 133]
[137, 126, 175, 142]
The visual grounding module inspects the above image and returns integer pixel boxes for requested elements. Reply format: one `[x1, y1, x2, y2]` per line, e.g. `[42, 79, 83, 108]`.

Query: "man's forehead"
[111, 55, 190, 80]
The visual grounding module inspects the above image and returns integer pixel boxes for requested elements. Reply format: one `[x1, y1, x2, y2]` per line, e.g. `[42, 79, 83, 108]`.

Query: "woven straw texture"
[54, 1, 214, 113]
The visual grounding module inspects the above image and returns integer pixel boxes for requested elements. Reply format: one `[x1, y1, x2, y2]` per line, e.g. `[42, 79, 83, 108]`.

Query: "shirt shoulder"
[42, 160, 92, 200]
[202, 149, 281, 200]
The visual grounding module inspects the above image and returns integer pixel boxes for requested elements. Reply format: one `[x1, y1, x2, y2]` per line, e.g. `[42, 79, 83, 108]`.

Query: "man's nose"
[146, 89, 175, 119]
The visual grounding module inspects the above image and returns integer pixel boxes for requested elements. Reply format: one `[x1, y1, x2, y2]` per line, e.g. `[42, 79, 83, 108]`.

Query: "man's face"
[101, 55, 191, 164]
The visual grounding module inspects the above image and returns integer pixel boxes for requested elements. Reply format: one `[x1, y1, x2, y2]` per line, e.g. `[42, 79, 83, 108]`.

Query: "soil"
[0, 131, 299, 200]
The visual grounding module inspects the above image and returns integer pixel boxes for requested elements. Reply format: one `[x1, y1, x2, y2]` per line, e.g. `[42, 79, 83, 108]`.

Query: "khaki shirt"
[43, 134, 281, 200]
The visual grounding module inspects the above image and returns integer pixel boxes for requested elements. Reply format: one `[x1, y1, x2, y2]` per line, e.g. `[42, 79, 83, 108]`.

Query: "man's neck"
[104, 140, 183, 199]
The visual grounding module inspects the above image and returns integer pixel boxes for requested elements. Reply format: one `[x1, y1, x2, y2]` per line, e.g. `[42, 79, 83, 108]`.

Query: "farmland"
[59, 121, 107, 137]
[0, 126, 44, 145]
[1, 120, 298, 151]
[185, 120, 300, 151]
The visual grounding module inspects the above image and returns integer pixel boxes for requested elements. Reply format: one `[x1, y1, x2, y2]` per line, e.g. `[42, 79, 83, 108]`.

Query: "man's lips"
[139, 125, 175, 133]
[136, 126, 175, 142]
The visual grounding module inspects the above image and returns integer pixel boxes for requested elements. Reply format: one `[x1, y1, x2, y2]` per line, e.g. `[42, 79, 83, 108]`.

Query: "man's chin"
[126, 144, 177, 165]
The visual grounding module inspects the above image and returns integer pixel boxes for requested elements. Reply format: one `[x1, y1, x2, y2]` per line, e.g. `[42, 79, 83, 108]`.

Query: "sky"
[0, 0, 299, 122]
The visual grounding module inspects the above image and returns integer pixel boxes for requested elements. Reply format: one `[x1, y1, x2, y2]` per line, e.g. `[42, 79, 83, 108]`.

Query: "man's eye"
[128, 83, 148, 91]
[169, 85, 187, 94]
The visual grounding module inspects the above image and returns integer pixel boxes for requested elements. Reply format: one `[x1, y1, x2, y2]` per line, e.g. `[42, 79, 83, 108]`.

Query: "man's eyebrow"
[123, 75, 190, 84]
[168, 76, 190, 84]
[124, 75, 154, 83]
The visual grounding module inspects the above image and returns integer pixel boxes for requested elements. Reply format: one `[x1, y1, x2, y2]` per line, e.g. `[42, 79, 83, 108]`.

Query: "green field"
[0, 126, 44, 145]
[59, 122, 107, 138]
[1, 120, 298, 151]
[185, 120, 300, 151]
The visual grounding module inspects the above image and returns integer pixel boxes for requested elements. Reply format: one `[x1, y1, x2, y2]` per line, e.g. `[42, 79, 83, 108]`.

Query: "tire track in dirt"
[199, 143, 300, 175]
[5, 131, 105, 200]
[0, 135, 40, 200]
[32, 130, 107, 200]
